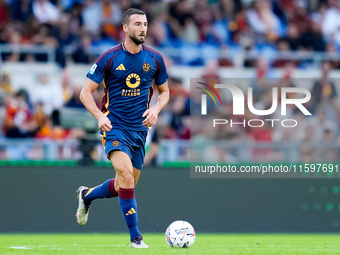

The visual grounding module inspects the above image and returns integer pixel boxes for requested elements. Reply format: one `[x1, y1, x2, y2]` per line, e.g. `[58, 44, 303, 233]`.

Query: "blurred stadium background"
[1, 0, 340, 236]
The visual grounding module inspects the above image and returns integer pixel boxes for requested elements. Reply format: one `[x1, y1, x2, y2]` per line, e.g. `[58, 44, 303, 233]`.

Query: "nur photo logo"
[196, 82, 223, 115]
[196, 82, 312, 128]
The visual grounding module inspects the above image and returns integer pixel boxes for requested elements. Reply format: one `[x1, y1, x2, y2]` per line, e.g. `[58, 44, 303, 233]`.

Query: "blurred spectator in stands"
[10, 0, 33, 23]
[0, 22, 15, 44]
[238, 30, 257, 67]
[300, 20, 326, 52]
[299, 121, 316, 143]
[299, 123, 316, 162]
[272, 0, 286, 24]
[146, 17, 168, 47]
[202, 60, 221, 86]
[273, 38, 298, 68]
[55, 14, 76, 50]
[218, 45, 234, 67]
[218, 0, 243, 19]
[325, 43, 340, 69]
[248, 117, 284, 162]
[279, 62, 297, 85]
[3, 89, 37, 138]
[169, 77, 190, 139]
[31, 74, 63, 126]
[255, 57, 271, 79]
[29, 21, 68, 67]
[229, 4, 252, 54]
[22, 16, 41, 43]
[279, 60, 296, 85]
[316, 127, 339, 162]
[193, 0, 215, 42]
[7, 32, 23, 62]
[272, 64, 297, 142]
[119, 0, 133, 13]
[54, 14, 76, 67]
[0, 73, 13, 94]
[166, 0, 198, 43]
[246, 0, 282, 43]
[0, 0, 11, 29]
[313, 1, 328, 22]
[32, 0, 60, 25]
[315, 104, 337, 140]
[65, 85, 85, 108]
[206, 8, 228, 46]
[68, 3, 83, 36]
[286, 1, 310, 35]
[252, 57, 277, 95]
[181, 17, 199, 44]
[35, 115, 67, 139]
[30, 24, 59, 62]
[322, 0, 340, 46]
[82, 0, 101, 37]
[299, 104, 337, 144]
[101, 0, 122, 41]
[72, 33, 92, 63]
[0, 23, 26, 61]
[282, 23, 302, 51]
[248, 119, 273, 146]
[61, 69, 72, 104]
[33, 101, 47, 130]
[309, 61, 337, 112]
[33, 97, 67, 140]
[179, 115, 190, 140]
[32, 100, 67, 139]
[24, 53, 37, 63]
[191, 115, 236, 162]
[213, 108, 244, 142]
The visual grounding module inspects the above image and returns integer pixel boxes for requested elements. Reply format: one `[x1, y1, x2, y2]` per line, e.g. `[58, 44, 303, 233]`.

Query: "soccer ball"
[165, 220, 196, 248]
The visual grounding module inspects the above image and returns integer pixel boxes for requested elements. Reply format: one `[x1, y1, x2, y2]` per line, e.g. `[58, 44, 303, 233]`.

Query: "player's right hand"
[98, 115, 112, 132]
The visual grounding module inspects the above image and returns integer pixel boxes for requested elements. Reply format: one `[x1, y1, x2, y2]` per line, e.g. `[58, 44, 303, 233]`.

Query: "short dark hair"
[122, 8, 146, 25]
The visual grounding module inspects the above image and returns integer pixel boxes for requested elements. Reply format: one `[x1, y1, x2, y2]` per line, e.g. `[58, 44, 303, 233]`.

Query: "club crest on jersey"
[126, 73, 141, 88]
[143, 63, 151, 72]
[112, 141, 120, 147]
[89, 63, 97, 75]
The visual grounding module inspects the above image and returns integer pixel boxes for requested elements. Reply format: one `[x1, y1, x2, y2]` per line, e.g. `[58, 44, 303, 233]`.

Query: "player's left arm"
[142, 81, 170, 127]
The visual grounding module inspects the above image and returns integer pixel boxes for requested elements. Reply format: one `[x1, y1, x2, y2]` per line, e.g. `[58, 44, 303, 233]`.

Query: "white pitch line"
[9, 246, 31, 249]
[97, 245, 127, 247]
[9, 245, 62, 250]
[9, 244, 127, 250]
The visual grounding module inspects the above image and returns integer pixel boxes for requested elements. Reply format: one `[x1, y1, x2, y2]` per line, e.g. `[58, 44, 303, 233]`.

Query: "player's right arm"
[80, 78, 112, 132]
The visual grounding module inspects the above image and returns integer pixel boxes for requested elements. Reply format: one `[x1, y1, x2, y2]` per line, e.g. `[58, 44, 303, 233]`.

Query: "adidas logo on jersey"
[125, 208, 136, 215]
[116, 64, 126, 70]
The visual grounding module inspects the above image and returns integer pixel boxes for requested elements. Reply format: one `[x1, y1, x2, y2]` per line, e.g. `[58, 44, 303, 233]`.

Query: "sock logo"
[125, 208, 136, 216]
[85, 188, 94, 197]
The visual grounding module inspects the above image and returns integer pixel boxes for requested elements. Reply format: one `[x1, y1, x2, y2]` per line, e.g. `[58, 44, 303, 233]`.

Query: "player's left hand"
[142, 107, 159, 127]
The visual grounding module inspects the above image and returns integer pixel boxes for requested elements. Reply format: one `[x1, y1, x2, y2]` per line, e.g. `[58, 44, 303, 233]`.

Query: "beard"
[129, 32, 145, 45]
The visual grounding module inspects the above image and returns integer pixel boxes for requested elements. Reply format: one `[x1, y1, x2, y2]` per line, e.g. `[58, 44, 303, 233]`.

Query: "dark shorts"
[101, 128, 148, 170]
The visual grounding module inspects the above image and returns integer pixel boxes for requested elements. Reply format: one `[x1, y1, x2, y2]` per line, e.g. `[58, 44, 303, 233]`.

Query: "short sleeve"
[86, 57, 107, 84]
[153, 56, 168, 86]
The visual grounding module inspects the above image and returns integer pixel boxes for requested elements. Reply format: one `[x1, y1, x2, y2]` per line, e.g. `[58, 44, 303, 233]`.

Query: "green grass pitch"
[1, 233, 340, 254]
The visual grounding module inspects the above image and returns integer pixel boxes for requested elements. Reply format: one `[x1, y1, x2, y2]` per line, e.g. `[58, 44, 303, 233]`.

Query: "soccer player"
[75, 8, 169, 248]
